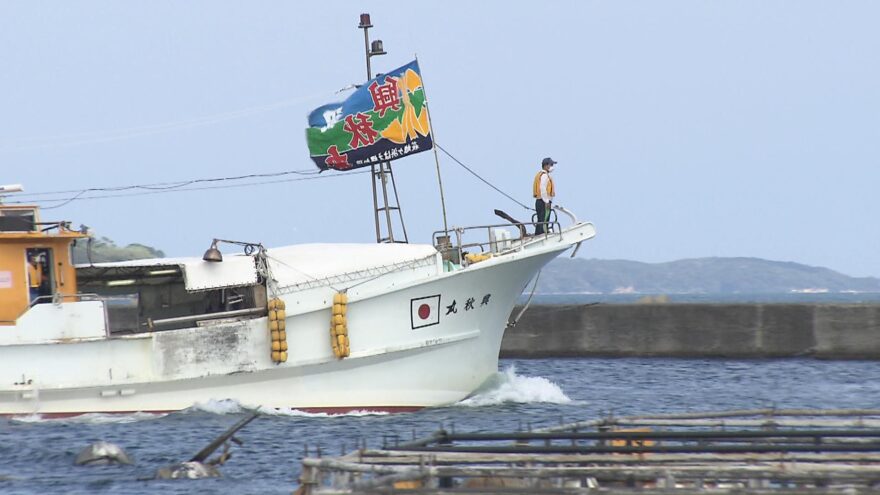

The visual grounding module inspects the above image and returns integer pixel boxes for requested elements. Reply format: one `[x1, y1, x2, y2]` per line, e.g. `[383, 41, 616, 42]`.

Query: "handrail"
[36, 221, 74, 233]
[147, 307, 267, 329]
[27, 292, 104, 307]
[13, 293, 109, 331]
[432, 219, 566, 268]
[553, 204, 578, 223]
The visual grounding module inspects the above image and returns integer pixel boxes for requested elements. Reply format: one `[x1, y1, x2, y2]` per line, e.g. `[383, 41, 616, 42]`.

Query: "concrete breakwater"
[501, 303, 880, 359]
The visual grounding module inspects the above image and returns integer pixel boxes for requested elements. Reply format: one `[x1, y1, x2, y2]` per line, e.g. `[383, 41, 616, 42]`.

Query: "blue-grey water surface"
[2, 357, 879, 494]
[529, 292, 880, 305]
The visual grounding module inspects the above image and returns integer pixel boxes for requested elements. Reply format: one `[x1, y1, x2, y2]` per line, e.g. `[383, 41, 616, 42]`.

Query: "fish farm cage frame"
[297, 408, 880, 494]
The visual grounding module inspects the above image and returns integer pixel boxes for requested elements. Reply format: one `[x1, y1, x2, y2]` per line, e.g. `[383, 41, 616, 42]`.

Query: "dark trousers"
[535, 198, 550, 235]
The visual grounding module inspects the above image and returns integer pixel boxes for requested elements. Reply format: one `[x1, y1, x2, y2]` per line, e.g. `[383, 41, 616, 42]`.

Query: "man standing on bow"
[532, 157, 556, 235]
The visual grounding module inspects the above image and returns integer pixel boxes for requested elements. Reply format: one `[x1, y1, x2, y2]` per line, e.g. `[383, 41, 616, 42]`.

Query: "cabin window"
[0, 208, 37, 232]
[25, 248, 54, 304]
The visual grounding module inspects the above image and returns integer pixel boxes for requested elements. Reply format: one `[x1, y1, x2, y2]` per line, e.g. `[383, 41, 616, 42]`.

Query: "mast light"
[358, 13, 372, 29]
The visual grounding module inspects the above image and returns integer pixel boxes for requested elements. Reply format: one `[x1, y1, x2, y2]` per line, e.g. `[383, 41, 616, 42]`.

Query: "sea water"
[529, 292, 880, 305]
[2, 357, 879, 494]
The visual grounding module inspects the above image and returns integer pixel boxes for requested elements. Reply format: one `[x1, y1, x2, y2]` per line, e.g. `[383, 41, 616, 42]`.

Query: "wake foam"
[189, 399, 245, 415]
[260, 407, 389, 418]
[456, 365, 571, 407]
[10, 411, 164, 424]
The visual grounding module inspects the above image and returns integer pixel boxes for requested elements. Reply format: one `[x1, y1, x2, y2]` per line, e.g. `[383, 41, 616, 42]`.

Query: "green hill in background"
[72, 237, 164, 265]
[539, 257, 880, 294]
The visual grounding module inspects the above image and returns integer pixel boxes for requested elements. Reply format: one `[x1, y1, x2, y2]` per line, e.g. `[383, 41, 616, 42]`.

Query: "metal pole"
[371, 167, 381, 242]
[362, 28, 372, 80]
[360, 16, 382, 243]
[387, 163, 408, 242]
[415, 55, 449, 235]
[359, 13, 407, 244]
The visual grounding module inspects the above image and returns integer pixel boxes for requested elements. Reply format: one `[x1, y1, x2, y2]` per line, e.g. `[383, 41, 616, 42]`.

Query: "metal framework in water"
[297, 408, 880, 494]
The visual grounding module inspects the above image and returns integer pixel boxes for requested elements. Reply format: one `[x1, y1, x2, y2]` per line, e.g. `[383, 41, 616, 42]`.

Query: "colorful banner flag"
[306, 60, 433, 171]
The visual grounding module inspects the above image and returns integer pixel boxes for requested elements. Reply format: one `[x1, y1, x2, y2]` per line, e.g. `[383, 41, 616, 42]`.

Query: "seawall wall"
[501, 304, 880, 359]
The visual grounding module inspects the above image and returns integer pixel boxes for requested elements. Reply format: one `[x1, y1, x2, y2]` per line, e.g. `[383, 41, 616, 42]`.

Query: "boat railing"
[18, 293, 110, 335]
[432, 219, 564, 267]
[28, 292, 104, 307]
[146, 307, 268, 330]
[34, 220, 76, 233]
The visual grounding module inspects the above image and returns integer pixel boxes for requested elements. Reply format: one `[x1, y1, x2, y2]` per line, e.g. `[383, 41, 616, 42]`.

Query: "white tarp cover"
[76, 255, 259, 291]
[266, 243, 439, 287]
[75, 242, 439, 292]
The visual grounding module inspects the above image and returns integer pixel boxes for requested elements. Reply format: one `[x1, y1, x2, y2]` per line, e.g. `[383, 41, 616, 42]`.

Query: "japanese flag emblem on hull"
[411, 295, 441, 329]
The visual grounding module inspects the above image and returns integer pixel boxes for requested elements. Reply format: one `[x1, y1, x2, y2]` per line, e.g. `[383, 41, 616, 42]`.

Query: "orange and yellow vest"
[532, 170, 555, 199]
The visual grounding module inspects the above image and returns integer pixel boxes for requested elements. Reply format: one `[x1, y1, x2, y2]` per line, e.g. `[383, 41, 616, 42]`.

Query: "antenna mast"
[359, 14, 408, 244]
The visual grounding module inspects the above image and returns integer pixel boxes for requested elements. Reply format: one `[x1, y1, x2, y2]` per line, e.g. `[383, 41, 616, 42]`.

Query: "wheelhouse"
[0, 204, 85, 325]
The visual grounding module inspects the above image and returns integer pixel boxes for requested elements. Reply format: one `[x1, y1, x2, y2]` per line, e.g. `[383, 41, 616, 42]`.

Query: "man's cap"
[541, 157, 557, 166]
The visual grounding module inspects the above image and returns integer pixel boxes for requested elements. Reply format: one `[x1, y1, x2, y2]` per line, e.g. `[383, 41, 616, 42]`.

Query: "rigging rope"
[435, 143, 532, 211]
[15, 170, 369, 208]
[17, 168, 320, 198]
[13, 142, 531, 215]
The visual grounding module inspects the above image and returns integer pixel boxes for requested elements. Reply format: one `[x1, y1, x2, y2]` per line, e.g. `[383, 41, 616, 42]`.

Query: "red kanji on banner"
[343, 113, 378, 149]
[369, 76, 401, 118]
[324, 145, 351, 170]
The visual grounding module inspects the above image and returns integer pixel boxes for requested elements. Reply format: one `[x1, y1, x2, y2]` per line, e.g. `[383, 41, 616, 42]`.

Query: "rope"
[270, 252, 439, 295]
[7, 170, 369, 207]
[17, 169, 320, 201]
[16, 168, 320, 199]
[508, 270, 541, 328]
[264, 253, 335, 292]
[435, 143, 532, 211]
[40, 190, 86, 210]
[341, 254, 438, 291]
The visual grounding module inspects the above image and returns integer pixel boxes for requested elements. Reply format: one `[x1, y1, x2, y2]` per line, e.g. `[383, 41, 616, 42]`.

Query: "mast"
[358, 14, 408, 244]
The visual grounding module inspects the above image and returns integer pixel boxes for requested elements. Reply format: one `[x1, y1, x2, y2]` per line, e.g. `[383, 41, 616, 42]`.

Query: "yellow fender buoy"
[267, 297, 290, 364]
[329, 291, 350, 359]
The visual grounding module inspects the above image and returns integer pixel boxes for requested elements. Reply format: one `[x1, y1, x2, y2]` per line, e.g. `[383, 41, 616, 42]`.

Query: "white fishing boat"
[0, 17, 595, 416]
[0, 201, 593, 416]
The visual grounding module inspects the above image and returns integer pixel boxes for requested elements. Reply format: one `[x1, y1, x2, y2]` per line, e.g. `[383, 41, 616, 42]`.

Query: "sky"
[1, 2, 878, 277]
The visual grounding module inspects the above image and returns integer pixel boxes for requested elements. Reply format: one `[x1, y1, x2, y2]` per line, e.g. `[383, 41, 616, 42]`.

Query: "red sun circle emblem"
[418, 304, 431, 320]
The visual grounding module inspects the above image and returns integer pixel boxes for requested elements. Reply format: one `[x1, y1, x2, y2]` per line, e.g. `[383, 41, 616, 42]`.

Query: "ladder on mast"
[371, 161, 408, 243]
